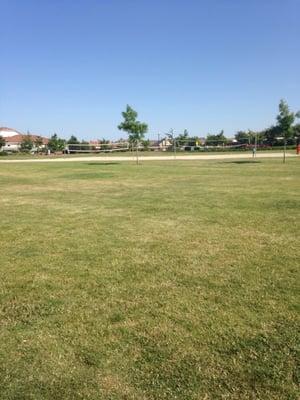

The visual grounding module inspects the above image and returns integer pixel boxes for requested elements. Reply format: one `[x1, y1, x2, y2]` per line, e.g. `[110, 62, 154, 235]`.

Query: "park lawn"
[0, 158, 299, 399]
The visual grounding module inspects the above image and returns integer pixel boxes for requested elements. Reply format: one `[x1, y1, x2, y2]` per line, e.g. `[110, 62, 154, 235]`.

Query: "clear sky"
[1, 0, 299, 140]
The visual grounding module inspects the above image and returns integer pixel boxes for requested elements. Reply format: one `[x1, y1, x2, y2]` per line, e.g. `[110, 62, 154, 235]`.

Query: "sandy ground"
[0, 152, 297, 163]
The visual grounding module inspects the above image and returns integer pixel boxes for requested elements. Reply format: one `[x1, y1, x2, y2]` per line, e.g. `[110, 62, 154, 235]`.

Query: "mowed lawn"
[0, 159, 299, 400]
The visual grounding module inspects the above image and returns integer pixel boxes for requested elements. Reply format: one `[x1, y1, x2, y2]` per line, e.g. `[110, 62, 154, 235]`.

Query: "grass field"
[0, 159, 299, 399]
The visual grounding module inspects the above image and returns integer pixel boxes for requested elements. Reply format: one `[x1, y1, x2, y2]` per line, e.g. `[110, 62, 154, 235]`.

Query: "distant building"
[0, 127, 23, 138]
[159, 138, 172, 151]
[0, 127, 48, 152]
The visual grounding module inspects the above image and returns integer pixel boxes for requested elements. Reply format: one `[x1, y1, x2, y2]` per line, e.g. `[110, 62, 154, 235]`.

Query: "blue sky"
[1, 0, 299, 140]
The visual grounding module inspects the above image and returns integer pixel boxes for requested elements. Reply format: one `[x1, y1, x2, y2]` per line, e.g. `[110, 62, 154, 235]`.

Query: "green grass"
[0, 159, 299, 399]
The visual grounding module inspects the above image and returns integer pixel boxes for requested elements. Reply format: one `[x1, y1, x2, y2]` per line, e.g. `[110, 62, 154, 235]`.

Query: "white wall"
[2, 144, 20, 151]
[0, 129, 20, 138]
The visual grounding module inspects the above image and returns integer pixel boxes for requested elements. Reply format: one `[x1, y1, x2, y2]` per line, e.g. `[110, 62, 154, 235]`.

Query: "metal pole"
[174, 137, 176, 159]
[136, 140, 139, 165]
[170, 129, 176, 159]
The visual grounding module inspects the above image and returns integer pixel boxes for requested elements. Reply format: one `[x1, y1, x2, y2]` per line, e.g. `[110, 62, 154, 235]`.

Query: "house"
[0, 127, 23, 138]
[0, 127, 48, 152]
[159, 137, 173, 151]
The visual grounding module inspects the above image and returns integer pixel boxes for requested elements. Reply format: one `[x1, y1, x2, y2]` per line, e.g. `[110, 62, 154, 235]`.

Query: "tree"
[276, 99, 300, 162]
[20, 134, 33, 153]
[176, 130, 189, 146]
[99, 138, 110, 144]
[142, 139, 150, 151]
[235, 130, 249, 144]
[261, 125, 281, 146]
[48, 134, 65, 153]
[174, 130, 200, 147]
[35, 136, 44, 152]
[206, 130, 228, 146]
[98, 138, 110, 151]
[118, 105, 148, 164]
[67, 135, 79, 144]
[188, 136, 200, 147]
[235, 130, 260, 147]
[0, 135, 5, 150]
[293, 124, 300, 144]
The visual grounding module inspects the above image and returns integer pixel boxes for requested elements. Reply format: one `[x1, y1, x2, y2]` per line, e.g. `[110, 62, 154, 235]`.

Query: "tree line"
[175, 100, 300, 147]
[0, 100, 299, 156]
[117, 99, 300, 148]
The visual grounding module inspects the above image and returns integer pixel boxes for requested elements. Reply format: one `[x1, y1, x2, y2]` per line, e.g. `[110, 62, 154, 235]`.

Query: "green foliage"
[276, 99, 300, 141]
[233, 101, 300, 147]
[261, 125, 281, 146]
[293, 123, 300, 135]
[275, 99, 300, 162]
[99, 138, 110, 144]
[293, 124, 300, 144]
[142, 139, 150, 150]
[47, 134, 65, 152]
[20, 135, 34, 152]
[234, 130, 258, 145]
[176, 130, 189, 145]
[118, 105, 148, 143]
[206, 130, 228, 145]
[235, 130, 250, 144]
[67, 135, 80, 144]
[0, 135, 5, 149]
[187, 137, 199, 146]
[118, 105, 148, 163]
[34, 136, 44, 151]
[175, 130, 200, 147]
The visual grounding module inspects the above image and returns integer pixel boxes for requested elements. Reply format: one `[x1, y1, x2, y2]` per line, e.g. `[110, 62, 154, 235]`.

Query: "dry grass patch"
[0, 159, 299, 399]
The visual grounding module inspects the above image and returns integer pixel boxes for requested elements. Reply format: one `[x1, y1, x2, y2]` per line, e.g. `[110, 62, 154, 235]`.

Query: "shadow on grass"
[87, 162, 120, 166]
[223, 160, 262, 164]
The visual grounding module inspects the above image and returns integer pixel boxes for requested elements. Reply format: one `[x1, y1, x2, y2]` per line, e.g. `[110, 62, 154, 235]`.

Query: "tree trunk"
[136, 140, 139, 165]
[283, 139, 286, 163]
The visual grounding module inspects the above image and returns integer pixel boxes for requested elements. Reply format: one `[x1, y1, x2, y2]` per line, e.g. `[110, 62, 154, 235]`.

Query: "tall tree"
[0, 135, 5, 150]
[20, 134, 33, 152]
[276, 99, 300, 163]
[262, 125, 281, 146]
[99, 138, 110, 144]
[35, 136, 44, 152]
[118, 105, 148, 164]
[206, 130, 227, 146]
[67, 135, 79, 144]
[48, 134, 65, 153]
[235, 130, 250, 144]
[142, 139, 150, 151]
[293, 124, 300, 143]
[176, 130, 189, 146]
